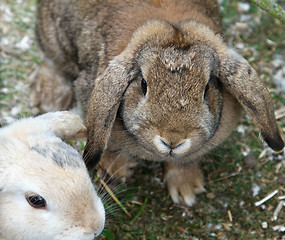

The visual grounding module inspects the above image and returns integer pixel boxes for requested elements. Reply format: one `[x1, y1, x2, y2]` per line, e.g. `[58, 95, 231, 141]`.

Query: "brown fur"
[33, 0, 284, 206]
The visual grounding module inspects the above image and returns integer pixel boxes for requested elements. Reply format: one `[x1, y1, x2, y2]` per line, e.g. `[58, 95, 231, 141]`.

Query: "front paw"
[164, 161, 205, 206]
[99, 150, 138, 182]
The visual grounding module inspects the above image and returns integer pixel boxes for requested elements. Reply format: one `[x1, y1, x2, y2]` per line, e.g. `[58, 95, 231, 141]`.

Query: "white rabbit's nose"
[154, 135, 191, 155]
[83, 232, 101, 239]
[83, 225, 103, 239]
[82, 213, 105, 238]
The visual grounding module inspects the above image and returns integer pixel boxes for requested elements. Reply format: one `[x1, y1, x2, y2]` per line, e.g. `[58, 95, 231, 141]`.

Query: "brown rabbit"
[32, 0, 284, 206]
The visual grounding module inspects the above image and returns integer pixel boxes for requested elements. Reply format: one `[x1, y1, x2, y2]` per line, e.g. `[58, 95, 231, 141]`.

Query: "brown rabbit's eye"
[203, 82, 210, 102]
[205, 83, 210, 94]
[203, 75, 217, 101]
[141, 78, 147, 95]
[26, 194, 46, 208]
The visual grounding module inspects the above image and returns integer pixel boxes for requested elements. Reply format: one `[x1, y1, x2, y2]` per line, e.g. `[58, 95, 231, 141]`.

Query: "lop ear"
[0, 111, 87, 143]
[37, 111, 87, 141]
[218, 49, 284, 151]
[83, 58, 133, 169]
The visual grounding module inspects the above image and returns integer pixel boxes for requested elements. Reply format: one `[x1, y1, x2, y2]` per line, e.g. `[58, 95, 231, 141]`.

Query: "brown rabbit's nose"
[154, 135, 191, 155]
[160, 138, 183, 150]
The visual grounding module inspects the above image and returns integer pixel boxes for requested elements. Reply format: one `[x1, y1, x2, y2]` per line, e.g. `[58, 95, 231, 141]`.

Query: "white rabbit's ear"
[83, 58, 133, 169]
[218, 49, 284, 151]
[37, 111, 87, 141]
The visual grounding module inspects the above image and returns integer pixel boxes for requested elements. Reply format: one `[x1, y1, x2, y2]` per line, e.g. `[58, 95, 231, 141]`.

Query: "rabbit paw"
[99, 150, 138, 182]
[164, 161, 205, 206]
[30, 59, 74, 112]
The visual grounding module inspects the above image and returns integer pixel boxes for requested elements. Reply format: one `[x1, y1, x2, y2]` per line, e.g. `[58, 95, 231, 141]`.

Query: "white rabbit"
[0, 111, 105, 240]
[32, 0, 284, 206]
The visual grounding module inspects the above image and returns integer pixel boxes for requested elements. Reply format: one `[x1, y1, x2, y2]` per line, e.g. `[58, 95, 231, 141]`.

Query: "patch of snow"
[273, 66, 285, 93]
[252, 183, 261, 197]
[261, 221, 268, 229]
[1, 37, 10, 47]
[240, 14, 251, 22]
[1, 116, 15, 125]
[0, 4, 13, 22]
[236, 125, 246, 136]
[1, 88, 9, 94]
[22, 16, 31, 23]
[241, 151, 248, 157]
[207, 223, 213, 229]
[273, 225, 285, 232]
[275, 153, 284, 161]
[261, 205, 266, 210]
[236, 42, 245, 50]
[15, 36, 31, 51]
[272, 55, 285, 93]
[272, 54, 284, 67]
[214, 224, 222, 231]
[11, 106, 21, 117]
[256, 172, 262, 178]
[237, 2, 250, 12]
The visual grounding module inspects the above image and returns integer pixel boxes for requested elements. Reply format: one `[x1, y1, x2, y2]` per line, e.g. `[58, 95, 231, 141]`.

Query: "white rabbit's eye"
[141, 78, 147, 95]
[26, 194, 46, 208]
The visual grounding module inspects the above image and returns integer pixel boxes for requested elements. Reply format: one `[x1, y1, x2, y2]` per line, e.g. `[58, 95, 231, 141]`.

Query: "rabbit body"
[32, 0, 284, 206]
[33, 0, 221, 116]
[0, 112, 105, 240]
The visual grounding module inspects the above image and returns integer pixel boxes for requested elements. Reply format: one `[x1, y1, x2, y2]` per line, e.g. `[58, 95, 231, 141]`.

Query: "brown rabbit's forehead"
[137, 45, 215, 100]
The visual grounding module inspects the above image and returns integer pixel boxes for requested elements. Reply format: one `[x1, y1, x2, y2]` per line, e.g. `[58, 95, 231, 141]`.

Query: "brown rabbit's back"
[36, 0, 221, 83]
[35, 0, 222, 117]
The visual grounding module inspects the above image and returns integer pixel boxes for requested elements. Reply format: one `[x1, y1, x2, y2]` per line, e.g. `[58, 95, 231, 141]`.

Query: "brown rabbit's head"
[84, 20, 284, 169]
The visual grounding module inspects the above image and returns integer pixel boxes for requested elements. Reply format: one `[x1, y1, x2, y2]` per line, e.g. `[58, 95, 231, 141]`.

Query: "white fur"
[0, 112, 105, 240]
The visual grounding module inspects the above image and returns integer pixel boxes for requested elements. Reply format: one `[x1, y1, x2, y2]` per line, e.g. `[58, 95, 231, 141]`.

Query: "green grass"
[99, 129, 284, 239]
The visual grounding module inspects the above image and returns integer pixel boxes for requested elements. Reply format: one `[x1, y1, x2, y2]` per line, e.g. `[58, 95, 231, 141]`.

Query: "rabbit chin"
[0, 207, 105, 240]
[0, 229, 101, 240]
[0, 192, 105, 240]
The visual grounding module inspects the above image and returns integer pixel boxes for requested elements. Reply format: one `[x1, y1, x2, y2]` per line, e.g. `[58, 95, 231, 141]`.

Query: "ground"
[0, 0, 284, 239]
